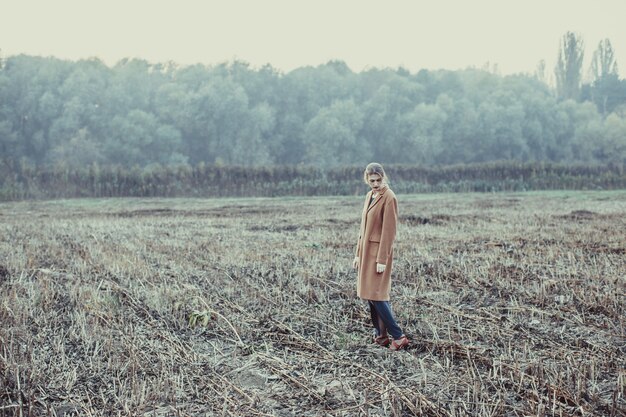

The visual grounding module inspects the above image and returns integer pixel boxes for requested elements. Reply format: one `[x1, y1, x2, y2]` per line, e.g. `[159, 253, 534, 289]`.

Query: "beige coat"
[355, 186, 398, 301]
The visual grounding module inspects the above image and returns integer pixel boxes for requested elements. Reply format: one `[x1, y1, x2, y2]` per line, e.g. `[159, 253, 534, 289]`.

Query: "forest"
[1, 33, 625, 172]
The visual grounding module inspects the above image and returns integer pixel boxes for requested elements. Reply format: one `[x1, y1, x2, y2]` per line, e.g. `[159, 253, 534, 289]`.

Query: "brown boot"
[373, 335, 391, 347]
[389, 335, 410, 351]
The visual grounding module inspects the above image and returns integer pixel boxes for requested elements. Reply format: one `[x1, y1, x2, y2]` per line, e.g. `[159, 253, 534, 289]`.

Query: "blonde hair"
[363, 162, 389, 186]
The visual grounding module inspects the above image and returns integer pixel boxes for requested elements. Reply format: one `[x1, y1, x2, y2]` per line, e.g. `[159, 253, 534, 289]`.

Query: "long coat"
[355, 186, 398, 301]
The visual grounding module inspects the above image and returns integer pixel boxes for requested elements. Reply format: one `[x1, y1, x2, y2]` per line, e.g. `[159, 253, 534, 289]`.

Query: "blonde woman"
[353, 162, 409, 350]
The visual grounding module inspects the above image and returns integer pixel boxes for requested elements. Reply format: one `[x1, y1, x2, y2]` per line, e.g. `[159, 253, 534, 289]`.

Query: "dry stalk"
[256, 352, 328, 405]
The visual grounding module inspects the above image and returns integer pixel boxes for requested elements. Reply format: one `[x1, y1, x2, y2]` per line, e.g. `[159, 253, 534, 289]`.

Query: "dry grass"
[0, 191, 624, 416]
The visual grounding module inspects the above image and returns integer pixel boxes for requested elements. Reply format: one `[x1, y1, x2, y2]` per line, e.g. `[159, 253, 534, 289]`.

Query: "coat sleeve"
[376, 195, 397, 264]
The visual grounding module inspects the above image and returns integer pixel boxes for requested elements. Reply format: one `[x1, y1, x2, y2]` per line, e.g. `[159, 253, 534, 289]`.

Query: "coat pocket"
[369, 234, 381, 242]
[368, 242, 379, 256]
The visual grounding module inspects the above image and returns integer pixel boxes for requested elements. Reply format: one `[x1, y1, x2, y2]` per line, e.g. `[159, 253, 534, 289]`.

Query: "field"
[0, 191, 625, 416]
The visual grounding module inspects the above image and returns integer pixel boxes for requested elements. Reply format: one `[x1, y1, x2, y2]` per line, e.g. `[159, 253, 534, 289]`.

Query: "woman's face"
[368, 174, 383, 192]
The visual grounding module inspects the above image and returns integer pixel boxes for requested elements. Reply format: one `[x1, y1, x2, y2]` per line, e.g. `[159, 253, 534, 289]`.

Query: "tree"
[437, 95, 481, 164]
[304, 99, 366, 166]
[0, 56, 75, 164]
[590, 39, 618, 81]
[272, 113, 306, 164]
[360, 74, 425, 161]
[597, 113, 626, 163]
[535, 60, 548, 85]
[586, 74, 625, 116]
[549, 100, 578, 162]
[0, 120, 18, 159]
[395, 102, 446, 164]
[49, 58, 110, 154]
[48, 128, 104, 166]
[586, 39, 622, 115]
[104, 110, 184, 166]
[555, 32, 584, 101]
[226, 101, 274, 165]
[570, 102, 603, 162]
[477, 95, 527, 161]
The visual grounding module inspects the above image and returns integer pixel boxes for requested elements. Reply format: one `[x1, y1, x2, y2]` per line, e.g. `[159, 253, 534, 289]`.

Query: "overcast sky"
[2, 0, 624, 78]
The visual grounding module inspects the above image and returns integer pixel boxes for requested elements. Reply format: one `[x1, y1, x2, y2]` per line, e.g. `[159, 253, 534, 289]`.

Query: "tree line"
[1, 32, 625, 169]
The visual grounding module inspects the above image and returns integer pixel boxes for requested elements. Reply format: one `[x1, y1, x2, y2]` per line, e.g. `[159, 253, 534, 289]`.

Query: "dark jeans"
[368, 300, 403, 339]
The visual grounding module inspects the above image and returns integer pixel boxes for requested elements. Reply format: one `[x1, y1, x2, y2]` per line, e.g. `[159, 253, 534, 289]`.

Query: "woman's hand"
[376, 263, 386, 274]
[352, 256, 359, 269]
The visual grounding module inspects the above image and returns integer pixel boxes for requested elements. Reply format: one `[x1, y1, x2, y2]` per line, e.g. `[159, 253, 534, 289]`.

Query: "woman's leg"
[370, 301, 403, 340]
[368, 301, 387, 336]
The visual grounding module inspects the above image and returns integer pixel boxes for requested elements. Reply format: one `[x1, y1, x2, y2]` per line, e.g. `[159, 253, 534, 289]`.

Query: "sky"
[2, 0, 625, 79]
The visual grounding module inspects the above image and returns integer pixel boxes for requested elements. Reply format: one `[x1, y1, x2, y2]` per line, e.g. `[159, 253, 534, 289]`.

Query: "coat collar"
[367, 186, 388, 212]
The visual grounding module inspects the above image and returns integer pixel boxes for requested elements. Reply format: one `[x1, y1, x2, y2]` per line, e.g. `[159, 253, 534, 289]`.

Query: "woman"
[353, 162, 409, 350]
